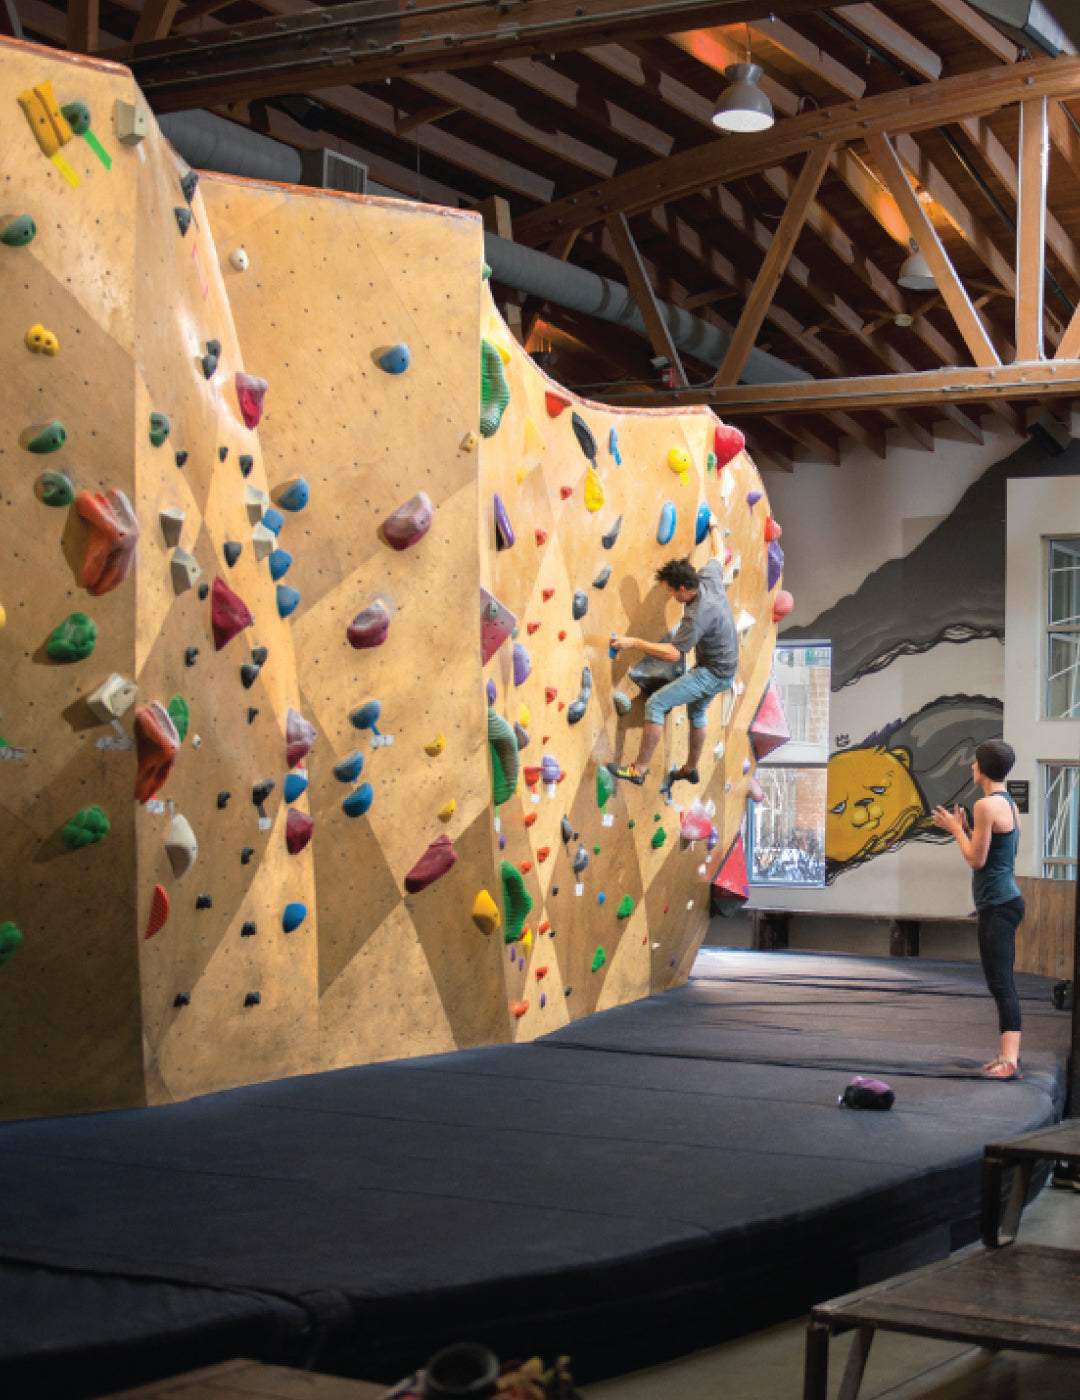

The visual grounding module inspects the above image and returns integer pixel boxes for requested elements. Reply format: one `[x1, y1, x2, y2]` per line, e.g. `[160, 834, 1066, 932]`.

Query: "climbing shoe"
[608, 762, 648, 786]
[667, 766, 700, 786]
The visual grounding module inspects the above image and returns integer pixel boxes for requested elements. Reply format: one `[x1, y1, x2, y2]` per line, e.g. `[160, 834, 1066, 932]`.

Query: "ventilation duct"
[157, 108, 810, 387]
[966, 1, 1076, 53]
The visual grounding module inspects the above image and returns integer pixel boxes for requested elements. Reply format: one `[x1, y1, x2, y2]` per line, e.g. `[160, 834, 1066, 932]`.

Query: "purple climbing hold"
[494, 494, 515, 550]
[747, 490, 762, 511]
[767, 540, 785, 591]
[383, 491, 433, 551]
[347, 599, 390, 650]
[486, 678, 497, 706]
[512, 641, 531, 687]
[541, 754, 562, 784]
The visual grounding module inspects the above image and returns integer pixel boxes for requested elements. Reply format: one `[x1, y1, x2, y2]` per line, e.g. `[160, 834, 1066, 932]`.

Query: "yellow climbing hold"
[472, 889, 501, 936]
[461, 431, 479, 452]
[522, 416, 546, 470]
[0, 603, 6, 630]
[584, 465, 605, 513]
[424, 734, 445, 756]
[668, 447, 692, 484]
[437, 799, 456, 823]
[518, 704, 531, 729]
[522, 928, 533, 955]
[486, 317, 513, 364]
[25, 324, 59, 355]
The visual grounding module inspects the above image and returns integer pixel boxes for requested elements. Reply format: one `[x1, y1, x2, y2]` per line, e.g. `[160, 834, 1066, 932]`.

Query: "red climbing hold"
[286, 708, 317, 768]
[405, 833, 458, 892]
[523, 812, 537, 827]
[535, 529, 548, 546]
[537, 846, 551, 863]
[557, 701, 565, 712]
[211, 577, 253, 651]
[134, 702, 180, 804]
[512, 1000, 529, 1017]
[545, 390, 571, 417]
[542, 735, 550, 744]
[527, 621, 541, 635]
[772, 589, 794, 623]
[542, 588, 555, 601]
[535, 965, 549, 979]
[519, 860, 533, 874]
[235, 372, 268, 429]
[383, 491, 433, 551]
[347, 598, 391, 649]
[558, 630, 566, 641]
[145, 884, 170, 939]
[545, 687, 557, 703]
[523, 766, 542, 786]
[749, 680, 791, 761]
[286, 808, 314, 855]
[560, 486, 573, 500]
[713, 422, 745, 469]
[713, 835, 750, 911]
[764, 517, 783, 542]
[538, 920, 551, 934]
[76, 489, 140, 596]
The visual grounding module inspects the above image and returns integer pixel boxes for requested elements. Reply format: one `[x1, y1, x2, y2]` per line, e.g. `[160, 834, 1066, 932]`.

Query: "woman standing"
[932, 740, 1025, 1081]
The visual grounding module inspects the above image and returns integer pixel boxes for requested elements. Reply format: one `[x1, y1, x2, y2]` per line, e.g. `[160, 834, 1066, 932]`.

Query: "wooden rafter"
[66, 0, 99, 52]
[133, 0, 182, 46]
[604, 212, 688, 386]
[833, 4, 942, 82]
[1016, 97, 1049, 363]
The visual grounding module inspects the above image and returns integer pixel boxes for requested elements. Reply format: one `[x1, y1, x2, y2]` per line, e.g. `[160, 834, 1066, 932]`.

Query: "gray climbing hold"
[251, 523, 276, 560]
[601, 516, 623, 550]
[571, 412, 597, 461]
[159, 509, 185, 547]
[171, 549, 201, 594]
[240, 663, 260, 689]
[573, 845, 589, 875]
[567, 666, 593, 725]
[238, 454, 254, 478]
[572, 591, 588, 620]
[87, 673, 137, 722]
[514, 721, 530, 750]
[180, 169, 199, 202]
[613, 690, 632, 715]
[592, 566, 611, 589]
[560, 815, 573, 844]
[174, 207, 191, 236]
[246, 485, 269, 521]
[165, 814, 198, 877]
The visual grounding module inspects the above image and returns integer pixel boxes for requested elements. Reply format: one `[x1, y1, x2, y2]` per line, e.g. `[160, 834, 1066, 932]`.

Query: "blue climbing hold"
[277, 479, 309, 512]
[276, 585, 301, 618]
[350, 699, 381, 732]
[282, 903, 307, 933]
[695, 502, 712, 545]
[269, 549, 292, 581]
[334, 751, 365, 782]
[657, 501, 676, 545]
[343, 782, 373, 817]
[284, 771, 309, 803]
[263, 508, 285, 535]
[378, 343, 410, 375]
[609, 427, 621, 465]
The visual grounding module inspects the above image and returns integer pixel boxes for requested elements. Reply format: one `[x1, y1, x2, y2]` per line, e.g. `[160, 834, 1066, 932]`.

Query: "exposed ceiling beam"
[749, 14, 866, 100]
[133, 0, 181, 46]
[604, 211, 688, 386]
[833, 4, 943, 81]
[1016, 95, 1049, 361]
[66, 0, 99, 51]
[928, 0, 1020, 63]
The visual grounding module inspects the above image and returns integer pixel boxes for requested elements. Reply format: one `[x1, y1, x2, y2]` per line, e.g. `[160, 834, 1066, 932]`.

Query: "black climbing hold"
[173, 992, 190, 1008]
[238, 454, 253, 477]
[572, 591, 588, 620]
[174, 207, 191, 236]
[180, 170, 199, 203]
[240, 663, 260, 688]
[247, 708, 259, 724]
[560, 816, 573, 844]
[573, 845, 589, 875]
[567, 666, 593, 725]
[175, 450, 188, 468]
[200, 352, 217, 379]
[184, 647, 199, 667]
[252, 780, 275, 806]
[218, 446, 228, 462]
[206, 338, 221, 358]
[571, 412, 597, 461]
[552, 887, 559, 897]
[601, 516, 623, 550]
[195, 894, 213, 909]
[241, 921, 257, 937]
[244, 991, 261, 1008]
[217, 791, 231, 809]
[224, 541, 242, 567]
[250, 645, 268, 667]
[592, 566, 612, 589]
[240, 847, 254, 865]
[198, 583, 209, 600]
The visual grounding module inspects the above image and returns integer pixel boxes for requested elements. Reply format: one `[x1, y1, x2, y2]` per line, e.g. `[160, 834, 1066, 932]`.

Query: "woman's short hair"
[975, 739, 1015, 782]
[656, 558, 699, 591]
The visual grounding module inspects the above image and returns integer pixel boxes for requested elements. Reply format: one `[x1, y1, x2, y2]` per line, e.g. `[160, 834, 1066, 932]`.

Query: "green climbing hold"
[488, 707, 519, 805]
[167, 695, 190, 743]
[27, 421, 66, 454]
[591, 946, 607, 972]
[47, 612, 97, 662]
[593, 844, 601, 855]
[40, 471, 74, 507]
[480, 339, 510, 438]
[501, 860, 533, 944]
[149, 412, 170, 447]
[61, 102, 91, 135]
[613, 691, 632, 716]
[628, 819, 635, 829]
[597, 765, 615, 808]
[616, 896, 633, 919]
[1, 215, 36, 247]
[63, 805, 110, 850]
[482, 261, 492, 280]
[706, 451, 717, 472]
[651, 827, 667, 849]
[0, 922, 22, 965]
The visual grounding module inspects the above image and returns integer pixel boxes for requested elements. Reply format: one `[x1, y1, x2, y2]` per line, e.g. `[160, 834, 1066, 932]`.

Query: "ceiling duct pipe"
[158, 108, 810, 386]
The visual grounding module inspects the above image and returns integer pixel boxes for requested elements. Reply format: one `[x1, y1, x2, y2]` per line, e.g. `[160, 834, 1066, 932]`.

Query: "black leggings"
[977, 896, 1025, 1034]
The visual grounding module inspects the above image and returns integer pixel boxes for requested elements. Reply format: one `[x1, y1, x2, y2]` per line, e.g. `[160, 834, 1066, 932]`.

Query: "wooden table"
[103, 1358, 388, 1399]
[981, 1119, 1080, 1247]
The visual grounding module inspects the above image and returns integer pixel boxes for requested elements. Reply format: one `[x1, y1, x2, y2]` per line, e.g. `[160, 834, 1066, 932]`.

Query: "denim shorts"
[644, 667, 733, 728]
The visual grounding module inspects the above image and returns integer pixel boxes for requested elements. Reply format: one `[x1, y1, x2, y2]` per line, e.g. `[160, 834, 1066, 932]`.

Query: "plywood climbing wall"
[0, 35, 780, 1120]
[478, 303, 778, 1036]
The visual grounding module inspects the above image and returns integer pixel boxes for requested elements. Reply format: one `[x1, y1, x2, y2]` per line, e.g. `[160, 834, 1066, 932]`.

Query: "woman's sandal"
[985, 1059, 1023, 1081]
[981, 1055, 1005, 1072]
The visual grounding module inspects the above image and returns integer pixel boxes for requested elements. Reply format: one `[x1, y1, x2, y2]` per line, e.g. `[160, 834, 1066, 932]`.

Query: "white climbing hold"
[713, 740, 725, 760]
[165, 813, 198, 877]
[159, 508, 185, 548]
[698, 864, 707, 877]
[719, 464, 734, 506]
[230, 247, 250, 272]
[87, 673, 137, 723]
[170, 548, 202, 593]
[246, 485, 270, 521]
[251, 523, 276, 561]
[736, 609, 756, 644]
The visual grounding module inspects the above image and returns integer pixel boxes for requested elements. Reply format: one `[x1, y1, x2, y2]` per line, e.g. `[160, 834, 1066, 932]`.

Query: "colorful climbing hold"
[657, 501, 676, 546]
[695, 503, 713, 546]
[26, 420, 65, 454]
[167, 695, 190, 742]
[351, 699, 381, 733]
[526, 621, 540, 636]
[286, 809, 314, 855]
[47, 612, 96, 662]
[39, 471, 74, 507]
[592, 947, 607, 972]
[472, 889, 500, 936]
[680, 800, 713, 842]
[76, 490, 140, 596]
[488, 708, 519, 805]
[512, 641, 531, 686]
[149, 412, 170, 447]
[601, 515, 623, 550]
[347, 598, 391, 650]
[134, 703, 180, 803]
[282, 903, 307, 933]
[263, 509, 284, 536]
[378, 343, 411, 375]
[501, 861, 533, 943]
[765, 516, 783, 542]
[165, 814, 198, 877]
[494, 494, 515, 550]
[383, 491, 433, 550]
[284, 771, 309, 804]
[616, 895, 633, 919]
[235, 372, 268, 429]
[545, 686, 557, 703]
[511, 1000, 529, 1018]
[597, 765, 615, 808]
[542, 588, 555, 602]
[480, 339, 511, 437]
[145, 886, 169, 939]
[584, 465, 605, 513]
[276, 585, 301, 619]
[668, 447, 692, 484]
[343, 782, 374, 817]
[334, 752, 364, 782]
[714, 422, 745, 469]
[276, 479, 310, 513]
[651, 827, 667, 849]
[567, 666, 593, 725]
[437, 799, 456, 823]
[269, 549, 292, 581]
[424, 735, 445, 757]
[545, 390, 571, 417]
[535, 528, 548, 546]
[0, 215, 36, 247]
[62, 805, 109, 851]
[559, 485, 573, 500]
[747, 490, 762, 512]
[25, 323, 59, 355]
[211, 577, 253, 650]
[772, 590, 794, 623]
[767, 540, 784, 591]
[286, 708, 317, 767]
[405, 833, 458, 893]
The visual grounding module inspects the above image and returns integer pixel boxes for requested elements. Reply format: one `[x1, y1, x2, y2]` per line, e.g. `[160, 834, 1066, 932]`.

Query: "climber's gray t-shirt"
[671, 559, 738, 680]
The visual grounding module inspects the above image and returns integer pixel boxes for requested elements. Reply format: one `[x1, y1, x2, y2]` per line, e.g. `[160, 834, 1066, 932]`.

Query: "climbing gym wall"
[0, 35, 781, 1119]
[477, 304, 780, 1035]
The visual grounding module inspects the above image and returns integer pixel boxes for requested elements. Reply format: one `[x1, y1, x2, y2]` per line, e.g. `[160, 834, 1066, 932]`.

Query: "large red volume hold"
[76, 489, 140, 595]
[211, 576, 253, 651]
[713, 422, 745, 470]
[404, 833, 458, 893]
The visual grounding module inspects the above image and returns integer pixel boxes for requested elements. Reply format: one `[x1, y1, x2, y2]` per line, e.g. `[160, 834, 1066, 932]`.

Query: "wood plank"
[133, 0, 183, 45]
[0, 0, 22, 38]
[1017, 97, 1049, 363]
[604, 213, 688, 385]
[765, 415, 840, 465]
[583, 42, 719, 127]
[497, 56, 674, 158]
[834, 5, 942, 82]
[866, 130, 1001, 368]
[749, 14, 866, 100]
[66, 0, 99, 51]
[395, 102, 459, 137]
[927, 0, 1020, 64]
[1016, 875, 1075, 978]
[713, 144, 834, 387]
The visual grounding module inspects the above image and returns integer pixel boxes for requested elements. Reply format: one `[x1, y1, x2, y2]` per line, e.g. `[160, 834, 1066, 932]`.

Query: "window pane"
[1049, 539, 1080, 627]
[1047, 634, 1080, 718]
[770, 643, 831, 759]
[748, 766, 827, 887]
[1043, 763, 1079, 880]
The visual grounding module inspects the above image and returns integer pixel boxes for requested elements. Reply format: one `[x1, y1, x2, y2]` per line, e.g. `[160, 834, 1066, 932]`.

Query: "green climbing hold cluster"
[480, 339, 510, 438]
[0, 922, 22, 965]
[592, 946, 607, 972]
[168, 695, 190, 743]
[62, 806, 110, 850]
[488, 707, 519, 805]
[47, 612, 97, 662]
[616, 896, 633, 919]
[501, 860, 533, 944]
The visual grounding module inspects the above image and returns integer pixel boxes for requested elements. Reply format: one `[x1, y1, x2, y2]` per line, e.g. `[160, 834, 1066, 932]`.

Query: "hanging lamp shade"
[898, 246, 935, 290]
[711, 64, 774, 133]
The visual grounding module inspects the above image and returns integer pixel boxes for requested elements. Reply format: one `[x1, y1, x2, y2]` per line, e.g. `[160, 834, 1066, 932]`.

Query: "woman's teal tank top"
[972, 793, 1021, 909]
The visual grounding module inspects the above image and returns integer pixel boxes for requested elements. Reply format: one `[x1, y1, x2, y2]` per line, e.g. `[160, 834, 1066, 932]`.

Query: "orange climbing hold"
[542, 588, 555, 601]
[523, 766, 542, 786]
[558, 630, 566, 642]
[557, 701, 565, 712]
[511, 1000, 529, 1017]
[545, 687, 557, 703]
[545, 390, 570, 417]
[535, 965, 549, 979]
[519, 860, 533, 874]
[145, 885, 170, 939]
[764, 517, 783, 542]
[538, 920, 551, 934]
[537, 846, 551, 863]
[535, 528, 548, 545]
[76, 489, 140, 596]
[527, 621, 541, 635]
[523, 812, 537, 827]
[134, 702, 180, 804]
[560, 486, 573, 500]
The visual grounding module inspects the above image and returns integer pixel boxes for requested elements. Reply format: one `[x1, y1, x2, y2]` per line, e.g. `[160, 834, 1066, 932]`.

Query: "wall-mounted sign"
[1007, 780, 1029, 814]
